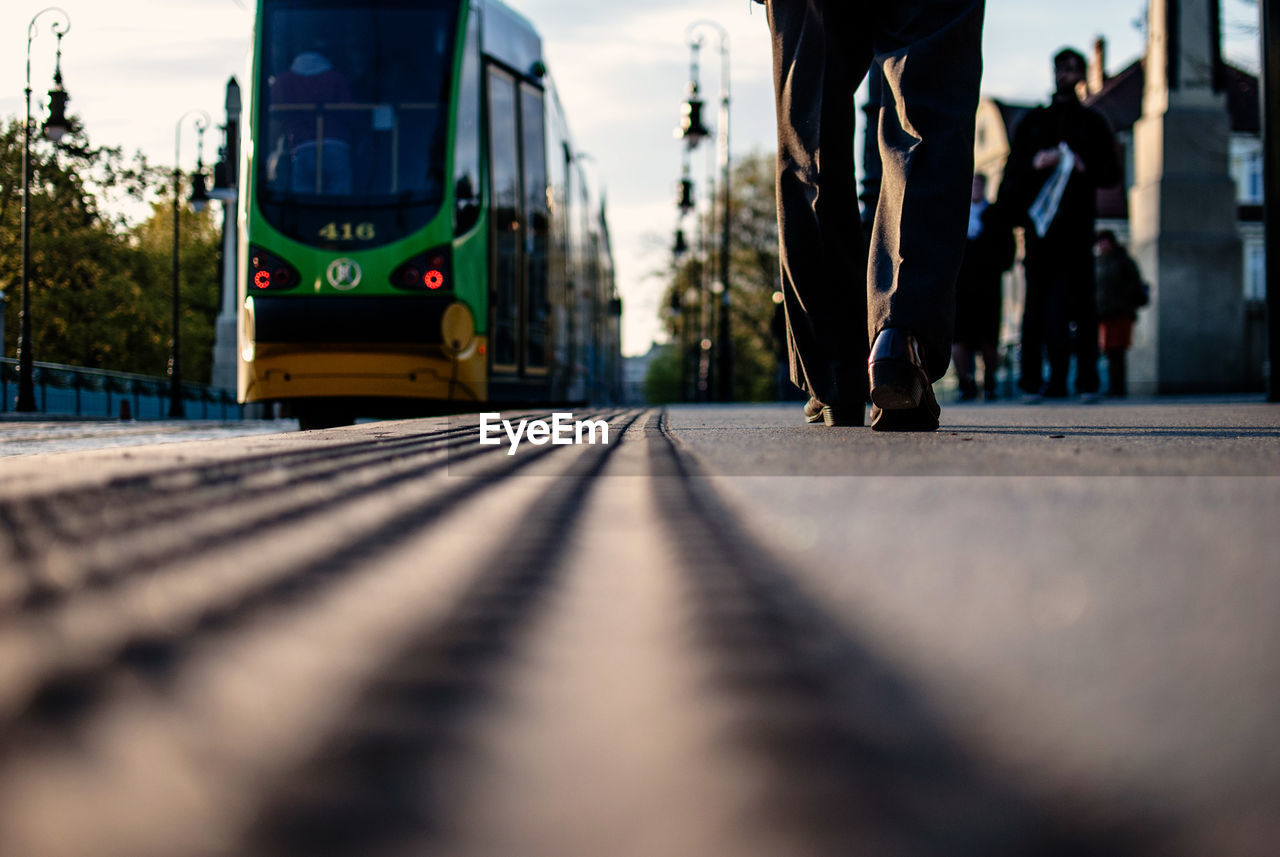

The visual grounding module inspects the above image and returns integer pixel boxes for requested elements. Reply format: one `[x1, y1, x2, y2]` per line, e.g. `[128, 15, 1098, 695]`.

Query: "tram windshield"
[258, 0, 459, 223]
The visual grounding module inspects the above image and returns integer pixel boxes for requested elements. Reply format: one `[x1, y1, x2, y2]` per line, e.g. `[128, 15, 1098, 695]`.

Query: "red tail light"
[249, 246, 301, 291]
[392, 247, 452, 292]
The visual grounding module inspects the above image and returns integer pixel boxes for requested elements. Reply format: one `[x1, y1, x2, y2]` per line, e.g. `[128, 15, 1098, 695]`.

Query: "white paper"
[1028, 142, 1076, 238]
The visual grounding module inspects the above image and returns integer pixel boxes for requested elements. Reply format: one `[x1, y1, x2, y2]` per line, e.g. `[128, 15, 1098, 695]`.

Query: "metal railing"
[0, 358, 242, 420]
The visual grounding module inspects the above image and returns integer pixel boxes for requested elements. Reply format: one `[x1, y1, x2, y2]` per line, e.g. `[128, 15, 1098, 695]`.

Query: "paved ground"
[0, 398, 1276, 857]
[0, 419, 298, 457]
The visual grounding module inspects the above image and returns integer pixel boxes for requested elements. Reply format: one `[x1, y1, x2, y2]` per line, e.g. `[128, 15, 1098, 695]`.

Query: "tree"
[642, 343, 682, 404]
[652, 150, 784, 402]
[724, 151, 786, 402]
[0, 115, 221, 382]
[131, 197, 222, 385]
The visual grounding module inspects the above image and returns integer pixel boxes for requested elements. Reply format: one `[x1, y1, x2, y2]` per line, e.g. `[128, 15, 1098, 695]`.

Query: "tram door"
[487, 66, 549, 381]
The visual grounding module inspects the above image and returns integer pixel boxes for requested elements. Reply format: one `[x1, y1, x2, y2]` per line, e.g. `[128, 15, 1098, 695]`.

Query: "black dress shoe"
[868, 329, 939, 432]
[803, 396, 864, 427]
[869, 329, 930, 409]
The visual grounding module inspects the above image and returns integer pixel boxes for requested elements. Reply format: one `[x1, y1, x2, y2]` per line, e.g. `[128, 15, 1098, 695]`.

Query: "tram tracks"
[0, 409, 638, 857]
[0, 421, 478, 593]
[0, 412, 614, 733]
[245, 409, 643, 855]
[0, 414, 595, 612]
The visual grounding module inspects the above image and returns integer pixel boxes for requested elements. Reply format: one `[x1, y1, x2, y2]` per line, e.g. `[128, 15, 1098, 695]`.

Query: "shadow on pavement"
[648, 411, 1175, 856]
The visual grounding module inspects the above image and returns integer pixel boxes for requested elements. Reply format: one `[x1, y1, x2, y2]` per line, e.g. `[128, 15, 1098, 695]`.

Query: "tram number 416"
[318, 222, 376, 241]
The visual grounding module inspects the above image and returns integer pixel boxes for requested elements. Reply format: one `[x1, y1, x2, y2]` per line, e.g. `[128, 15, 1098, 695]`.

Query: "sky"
[1, 0, 1262, 356]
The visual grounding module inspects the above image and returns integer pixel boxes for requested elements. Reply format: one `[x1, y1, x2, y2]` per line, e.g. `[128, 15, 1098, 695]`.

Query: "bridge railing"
[0, 358, 242, 420]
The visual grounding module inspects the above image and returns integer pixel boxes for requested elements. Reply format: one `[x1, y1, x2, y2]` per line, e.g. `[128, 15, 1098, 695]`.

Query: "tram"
[238, 0, 622, 428]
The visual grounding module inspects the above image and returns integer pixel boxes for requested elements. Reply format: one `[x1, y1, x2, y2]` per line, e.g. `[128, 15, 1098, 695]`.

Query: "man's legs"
[1023, 246, 1074, 396]
[1019, 265, 1047, 395]
[768, 0, 870, 410]
[866, 0, 986, 382]
[1043, 270, 1071, 396]
[952, 342, 978, 399]
[1068, 255, 1101, 395]
[980, 342, 1000, 397]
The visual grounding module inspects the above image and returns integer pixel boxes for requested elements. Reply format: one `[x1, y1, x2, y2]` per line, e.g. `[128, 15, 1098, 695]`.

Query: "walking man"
[763, 0, 986, 430]
[997, 47, 1120, 400]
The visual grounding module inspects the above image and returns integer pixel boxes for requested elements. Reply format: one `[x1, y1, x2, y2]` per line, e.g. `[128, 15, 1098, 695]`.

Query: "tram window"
[521, 84, 549, 370]
[259, 0, 458, 203]
[454, 8, 481, 234]
[488, 69, 520, 370]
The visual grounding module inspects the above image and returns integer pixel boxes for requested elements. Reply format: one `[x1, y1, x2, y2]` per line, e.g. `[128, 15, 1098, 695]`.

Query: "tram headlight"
[441, 301, 475, 356]
[249, 246, 301, 291]
[241, 297, 256, 362]
[392, 246, 452, 292]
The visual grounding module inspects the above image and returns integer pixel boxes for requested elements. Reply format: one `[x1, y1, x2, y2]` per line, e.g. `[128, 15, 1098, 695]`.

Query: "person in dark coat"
[953, 173, 1014, 400]
[762, 0, 986, 429]
[1094, 230, 1147, 397]
[997, 47, 1120, 400]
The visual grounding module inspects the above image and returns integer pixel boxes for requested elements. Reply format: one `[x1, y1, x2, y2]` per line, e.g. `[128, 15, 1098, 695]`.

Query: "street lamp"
[683, 21, 731, 401]
[672, 228, 689, 257]
[170, 111, 211, 418]
[16, 7, 72, 412]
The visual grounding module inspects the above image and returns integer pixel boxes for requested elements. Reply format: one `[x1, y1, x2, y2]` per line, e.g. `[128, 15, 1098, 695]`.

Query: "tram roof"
[477, 0, 543, 76]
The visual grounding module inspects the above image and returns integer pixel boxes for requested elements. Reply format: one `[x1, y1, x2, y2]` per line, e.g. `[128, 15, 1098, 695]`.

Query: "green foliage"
[0, 115, 223, 383]
[658, 151, 786, 402]
[132, 197, 223, 384]
[726, 152, 786, 402]
[642, 344, 682, 404]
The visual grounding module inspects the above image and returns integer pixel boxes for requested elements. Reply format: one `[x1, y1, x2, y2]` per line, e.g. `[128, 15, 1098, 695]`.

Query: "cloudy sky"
[1, 0, 1261, 355]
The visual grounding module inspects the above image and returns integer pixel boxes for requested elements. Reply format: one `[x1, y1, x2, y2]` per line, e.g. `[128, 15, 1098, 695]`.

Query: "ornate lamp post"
[16, 7, 72, 412]
[673, 38, 710, 403]
[170, 111, 211, 418]
[685, 20, 731, 401]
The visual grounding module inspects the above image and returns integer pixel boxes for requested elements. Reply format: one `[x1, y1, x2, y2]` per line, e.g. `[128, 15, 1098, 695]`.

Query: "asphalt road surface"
[0, 399, 1276, 857]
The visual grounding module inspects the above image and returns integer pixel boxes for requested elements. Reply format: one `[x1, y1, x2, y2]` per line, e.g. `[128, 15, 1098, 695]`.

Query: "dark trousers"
[766, 0, 986, 405]
[1105, 349, 1127, 396]
[1020, 248, 1100, 395]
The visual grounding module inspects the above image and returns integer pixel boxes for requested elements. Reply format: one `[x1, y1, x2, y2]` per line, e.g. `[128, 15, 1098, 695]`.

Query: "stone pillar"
[211, 77, 242, 394]
[1087, 37, 1107, 96]
[1129, 0, 1244, 393]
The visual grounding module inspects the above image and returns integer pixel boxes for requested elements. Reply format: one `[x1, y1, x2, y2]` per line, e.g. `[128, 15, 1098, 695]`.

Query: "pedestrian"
[1093, 230, 1148, 397]
[997, 47, 1120, 401]
[761, 0, 986, 430]
[952, 173, 1014, 401]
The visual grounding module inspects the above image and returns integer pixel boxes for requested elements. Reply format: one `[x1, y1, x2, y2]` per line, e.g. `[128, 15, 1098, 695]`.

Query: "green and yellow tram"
[238, 0, 621, 428]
